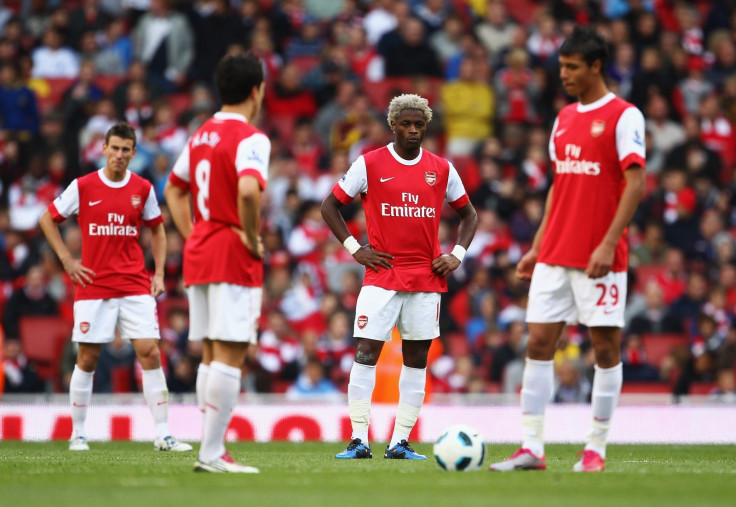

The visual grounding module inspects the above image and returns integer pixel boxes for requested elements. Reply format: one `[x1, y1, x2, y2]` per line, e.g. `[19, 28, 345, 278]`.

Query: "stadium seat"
[288, 55, 321, 75]
[94, 75, 124, 96]
[620, 382, 671, 394]
[34, 77, 74, 113]
[166, 92, 193, 123]
[689, 382, 718, 395]
[446, 332, 470, 357]
[641, 333, 688, 368]
[156, 297, 188, 330]
[634, 264, 667, 294]
[19, 316, 73, 392]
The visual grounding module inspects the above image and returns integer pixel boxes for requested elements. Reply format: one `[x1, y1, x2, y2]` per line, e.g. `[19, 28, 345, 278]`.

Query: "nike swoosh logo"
[603, 308, 616, 315]
[380, 177, 395, 183]
[89, 200, 102, 206]
[157, 401, 168, 406]
[555, 129, 566, 137]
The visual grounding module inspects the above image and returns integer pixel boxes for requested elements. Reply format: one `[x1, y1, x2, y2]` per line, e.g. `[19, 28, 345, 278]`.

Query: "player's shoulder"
[127, 171, 154, 191]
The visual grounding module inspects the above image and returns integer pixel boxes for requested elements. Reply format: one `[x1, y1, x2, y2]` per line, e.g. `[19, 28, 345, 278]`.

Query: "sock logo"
[357, 315, 368, 329]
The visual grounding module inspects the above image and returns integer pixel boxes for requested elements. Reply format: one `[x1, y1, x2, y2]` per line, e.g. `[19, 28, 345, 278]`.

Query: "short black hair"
[215, 53, 264, 106]
[105, 122, 137, 147]
[559, 25, 609, 69]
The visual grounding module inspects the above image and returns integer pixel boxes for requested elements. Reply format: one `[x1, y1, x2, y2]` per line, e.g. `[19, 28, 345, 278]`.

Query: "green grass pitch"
[1, 442, 735, 506]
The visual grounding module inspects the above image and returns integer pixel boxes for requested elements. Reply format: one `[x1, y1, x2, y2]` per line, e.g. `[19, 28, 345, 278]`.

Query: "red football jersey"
[169, 112, 271, 287]
[539, 93, 646, 272]
[333, 144, 469, 292]
[48, 169, 163, 300]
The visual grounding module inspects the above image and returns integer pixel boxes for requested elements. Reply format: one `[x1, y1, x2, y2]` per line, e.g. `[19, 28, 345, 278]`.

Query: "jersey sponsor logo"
[424, 171, 436, 186]
[80, 322, 90, 333]
[131, 195, 141, 208]
[246, 149, 264, 165]
[340, 173, 347, 182]
[357, 315, 368, 329]
[191, 130, 221, 148]
[555, 158, 601, 175]
[89, 200, 102, 206]
[381, 192, 437, 218]
[591, 119, 605, 137]
[633, 130, 643, 147]
[380, 176, 395, 182]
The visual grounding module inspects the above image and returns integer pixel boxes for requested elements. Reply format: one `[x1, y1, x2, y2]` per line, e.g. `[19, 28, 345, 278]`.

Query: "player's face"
[392, 109, 426, 152]
[559, 53, 599, 97]
[103, 136, 136, 180]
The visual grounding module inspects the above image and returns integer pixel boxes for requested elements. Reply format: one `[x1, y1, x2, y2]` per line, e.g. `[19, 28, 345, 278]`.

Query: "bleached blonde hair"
[387, 93, 432, 127]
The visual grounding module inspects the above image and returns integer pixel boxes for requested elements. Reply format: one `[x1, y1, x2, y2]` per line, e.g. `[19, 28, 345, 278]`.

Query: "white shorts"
[72, 295, 160, 343]
[187, 283, 262, 343]
[353, 285, 441, 341]
[526, 263, 627, 328]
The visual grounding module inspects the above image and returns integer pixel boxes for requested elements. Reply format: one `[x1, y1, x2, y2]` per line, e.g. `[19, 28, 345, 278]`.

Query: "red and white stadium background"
[2, 400, 736, 443]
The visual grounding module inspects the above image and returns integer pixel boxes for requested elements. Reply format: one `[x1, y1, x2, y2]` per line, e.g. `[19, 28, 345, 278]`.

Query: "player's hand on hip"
[585, 243, 614, 279]
[150, 273, 165, 298]
[353, 245, 394, 272]
[432, 253, 460, 278]
[62, 258, 96, 287]
[515, 249, 538, 280]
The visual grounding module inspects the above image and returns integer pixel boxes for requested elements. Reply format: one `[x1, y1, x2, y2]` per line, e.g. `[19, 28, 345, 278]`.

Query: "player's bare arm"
[321, 193, 394, 272]
[149, 222, 166, 298]
[238, 175, 264, 260]
[39, 210, 96, 287]
[517, 185, 554, 281]
[163, 181, 193, 240]
[432, 203, 477, 278]
[585, 166, 645, 278]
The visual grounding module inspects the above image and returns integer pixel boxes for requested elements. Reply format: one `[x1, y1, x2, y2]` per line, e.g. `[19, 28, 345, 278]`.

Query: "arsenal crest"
[591, 120, 605, 137]
[424, 171, 436, 186]
[357, 315, 368, 329]
[131, 194, 141, 208]
[80, 322, 90, 334]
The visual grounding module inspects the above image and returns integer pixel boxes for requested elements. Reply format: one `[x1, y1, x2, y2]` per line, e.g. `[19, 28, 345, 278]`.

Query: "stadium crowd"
[2, 0, 736, 401]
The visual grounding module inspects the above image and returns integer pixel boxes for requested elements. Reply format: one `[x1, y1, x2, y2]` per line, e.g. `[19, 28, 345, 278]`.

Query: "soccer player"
[489, 26, 646, 473]
[164, 53, 269, 473]
[39, 122, 192, 453]
[322, 94, 478, 460]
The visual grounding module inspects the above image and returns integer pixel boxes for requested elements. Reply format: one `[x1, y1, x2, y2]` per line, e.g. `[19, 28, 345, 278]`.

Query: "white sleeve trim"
[52, 180, 80, 218]
[337, 156, 368, 197]
[142, 185, 162, 222]
[616, 107, 646, 163]
[549, 117, 559, 162]
[445, 162, 467, 202]
[171, 143, 191, 182]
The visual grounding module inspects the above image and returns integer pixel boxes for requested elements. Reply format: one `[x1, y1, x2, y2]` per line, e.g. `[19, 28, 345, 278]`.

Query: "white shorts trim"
[72, 295, 160, 343]
[354, 286, 441, 341]
[187, 283, 262, 343]
[526, 263, 627, 328]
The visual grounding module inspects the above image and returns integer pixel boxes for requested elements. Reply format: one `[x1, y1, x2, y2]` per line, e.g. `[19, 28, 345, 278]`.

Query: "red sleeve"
[448, 193, 470, 210]
[620, 153, 646, 172]
[332, 183, 353, 205]
[238, 169, 267, 190]
[48, 203, 66, 223]
[143, 215, 164, 228]
[168, 172, 189, 190]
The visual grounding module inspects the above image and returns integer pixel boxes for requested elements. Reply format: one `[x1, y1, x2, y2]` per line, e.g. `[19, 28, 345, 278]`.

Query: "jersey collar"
[214, 111, 249, 123]
[97, 168, 131, 188]
[387, 143, 422, 165]
[576, 92, 616, 113]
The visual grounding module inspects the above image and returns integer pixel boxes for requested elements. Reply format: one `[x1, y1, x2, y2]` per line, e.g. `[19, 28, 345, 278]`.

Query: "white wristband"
[343, 236, 361, 255]
[451, 244, 466, 263]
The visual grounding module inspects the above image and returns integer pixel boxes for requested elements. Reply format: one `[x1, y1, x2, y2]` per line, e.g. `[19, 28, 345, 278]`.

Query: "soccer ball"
[433, 424, 486, 471]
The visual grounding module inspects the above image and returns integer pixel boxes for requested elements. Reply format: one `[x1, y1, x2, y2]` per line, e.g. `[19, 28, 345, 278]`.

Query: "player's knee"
[136, 341, 161, 368]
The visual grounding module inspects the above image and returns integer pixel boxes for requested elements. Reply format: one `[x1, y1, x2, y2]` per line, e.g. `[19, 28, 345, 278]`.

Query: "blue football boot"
[384, 439, 427, 460]
[335, 438, 373, 459]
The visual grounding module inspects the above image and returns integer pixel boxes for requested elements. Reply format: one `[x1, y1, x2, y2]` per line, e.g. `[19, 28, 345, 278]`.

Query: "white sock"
[69, 365, 94, 439]
[520, 358, 554, 457]
[347, 362, 376, 446]
[142, 367, 170, 439]
[585, 362, 623, 458]
[390, 365, 426, 448]
[199, 361, 241, 463]
[196, 363, 210, 415]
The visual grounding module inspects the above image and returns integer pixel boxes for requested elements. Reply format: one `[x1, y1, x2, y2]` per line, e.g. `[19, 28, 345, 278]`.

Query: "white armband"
[451, 244, 466, 263]
[343, 236, 361, 255]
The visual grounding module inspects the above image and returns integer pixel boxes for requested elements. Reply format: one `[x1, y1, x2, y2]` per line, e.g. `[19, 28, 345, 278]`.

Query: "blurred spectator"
[698, 93, 736, 176]
[2, 338, 44, 393]
[669, 271, 708, 332]
[475, 0, 517, 57]
[429, 13, 464, 67]
[94, 331, 136, 393]
[95, 18, 133, 76]
[131, 0, 194, 93]
[665, 115, 722, 186]
[608, 41, 636, 100]
[621, 333, 661, 382]
[553, 360, 590, 403]
[186, 0, 242, 84]
[0, 60, 40, 137]
[7, 153, 61, 232]
[315, 310, 354, 390]
[31, 26, 80, 79]
[2, 265, 59, 340]
[494, 47, 539, 125]
[286, 357, 340, 400]
[645, 93, 685, 155]
[441, 57, 494, 157]
[363, 0, 400, 47]
[673, 55, 714, 118]
[628, 280, 683, 335]
[631, 221, 667, 266]
[67, 0, 112, 51]
[382, 16, 442, 77]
